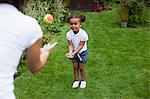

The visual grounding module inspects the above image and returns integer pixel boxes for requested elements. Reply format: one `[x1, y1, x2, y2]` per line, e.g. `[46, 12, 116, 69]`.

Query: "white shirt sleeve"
[81, 32, 88, 41]
[26, 19, 43, 48]
[66, 32, 71, 41]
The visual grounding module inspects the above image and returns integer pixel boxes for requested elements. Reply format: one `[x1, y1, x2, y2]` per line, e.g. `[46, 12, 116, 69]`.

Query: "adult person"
[0, 0, 57, 98]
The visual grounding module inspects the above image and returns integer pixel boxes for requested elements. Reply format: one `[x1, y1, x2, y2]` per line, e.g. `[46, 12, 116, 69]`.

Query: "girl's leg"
[79, 63, 86, 81]
[73, 62, 79, 80]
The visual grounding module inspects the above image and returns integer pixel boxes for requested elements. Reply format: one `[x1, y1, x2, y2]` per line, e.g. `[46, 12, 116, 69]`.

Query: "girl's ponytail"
[67, 16, 73, 23]
[80, 15, 86, 22]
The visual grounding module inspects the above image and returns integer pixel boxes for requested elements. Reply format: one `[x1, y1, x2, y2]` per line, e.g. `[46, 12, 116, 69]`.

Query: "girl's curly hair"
[67, 15, 86, 23]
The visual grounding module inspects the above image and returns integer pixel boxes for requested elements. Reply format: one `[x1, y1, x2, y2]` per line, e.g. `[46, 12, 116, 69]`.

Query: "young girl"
[66, 15, 88, 89]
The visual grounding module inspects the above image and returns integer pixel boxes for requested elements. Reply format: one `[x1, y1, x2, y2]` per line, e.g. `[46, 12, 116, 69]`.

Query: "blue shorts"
[71, 50, 88, 64]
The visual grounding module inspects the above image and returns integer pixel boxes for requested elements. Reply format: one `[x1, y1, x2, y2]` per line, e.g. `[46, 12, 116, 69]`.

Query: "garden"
[15, 0, 150, 98]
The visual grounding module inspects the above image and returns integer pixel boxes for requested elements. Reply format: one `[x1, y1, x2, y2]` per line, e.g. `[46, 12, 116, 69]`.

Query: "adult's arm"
[26, 38, 57, 74]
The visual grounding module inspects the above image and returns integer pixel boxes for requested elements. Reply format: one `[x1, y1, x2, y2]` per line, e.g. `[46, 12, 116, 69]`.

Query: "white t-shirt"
[0, 4, 43, 99]
[66, 28, 88, 53]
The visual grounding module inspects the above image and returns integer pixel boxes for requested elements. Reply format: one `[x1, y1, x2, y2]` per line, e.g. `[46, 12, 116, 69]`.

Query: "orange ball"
[43, 14, 54, 24]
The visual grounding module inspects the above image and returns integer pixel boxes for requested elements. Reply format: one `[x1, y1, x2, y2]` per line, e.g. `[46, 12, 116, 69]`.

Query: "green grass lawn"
[15, 9, 150, 99]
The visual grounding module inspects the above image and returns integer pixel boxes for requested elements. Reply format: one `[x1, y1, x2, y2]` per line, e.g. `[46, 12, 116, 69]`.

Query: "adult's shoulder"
[20, 14, 43, 36]
[20, 14, 42, 34]
[21, 15, 43, 48]
[22, 14, 39, 27]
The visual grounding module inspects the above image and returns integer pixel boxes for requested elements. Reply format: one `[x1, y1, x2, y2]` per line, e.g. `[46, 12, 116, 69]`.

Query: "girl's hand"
[68, 53, 75, 58]
[65, 53, 71, 58]
[65, 53, 70, 57]
[66, 53, 74, 59]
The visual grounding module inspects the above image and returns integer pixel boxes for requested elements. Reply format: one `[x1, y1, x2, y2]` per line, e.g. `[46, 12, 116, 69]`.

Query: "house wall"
[69, 0, 95, 11]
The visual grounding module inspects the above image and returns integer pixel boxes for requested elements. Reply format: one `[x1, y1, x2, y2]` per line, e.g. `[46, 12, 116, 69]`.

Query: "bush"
[128, 0, 145, 24]
[118, 0, 149, 27]
[23, 0, 69, 45]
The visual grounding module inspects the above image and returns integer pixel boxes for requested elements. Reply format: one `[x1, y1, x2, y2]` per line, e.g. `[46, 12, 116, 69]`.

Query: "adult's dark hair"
[0, 0, 29, 11]
[67, 15, 86, 23]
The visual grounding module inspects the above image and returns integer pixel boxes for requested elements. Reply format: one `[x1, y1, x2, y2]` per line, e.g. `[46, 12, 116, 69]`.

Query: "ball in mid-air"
[43, 14, 54, 24]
